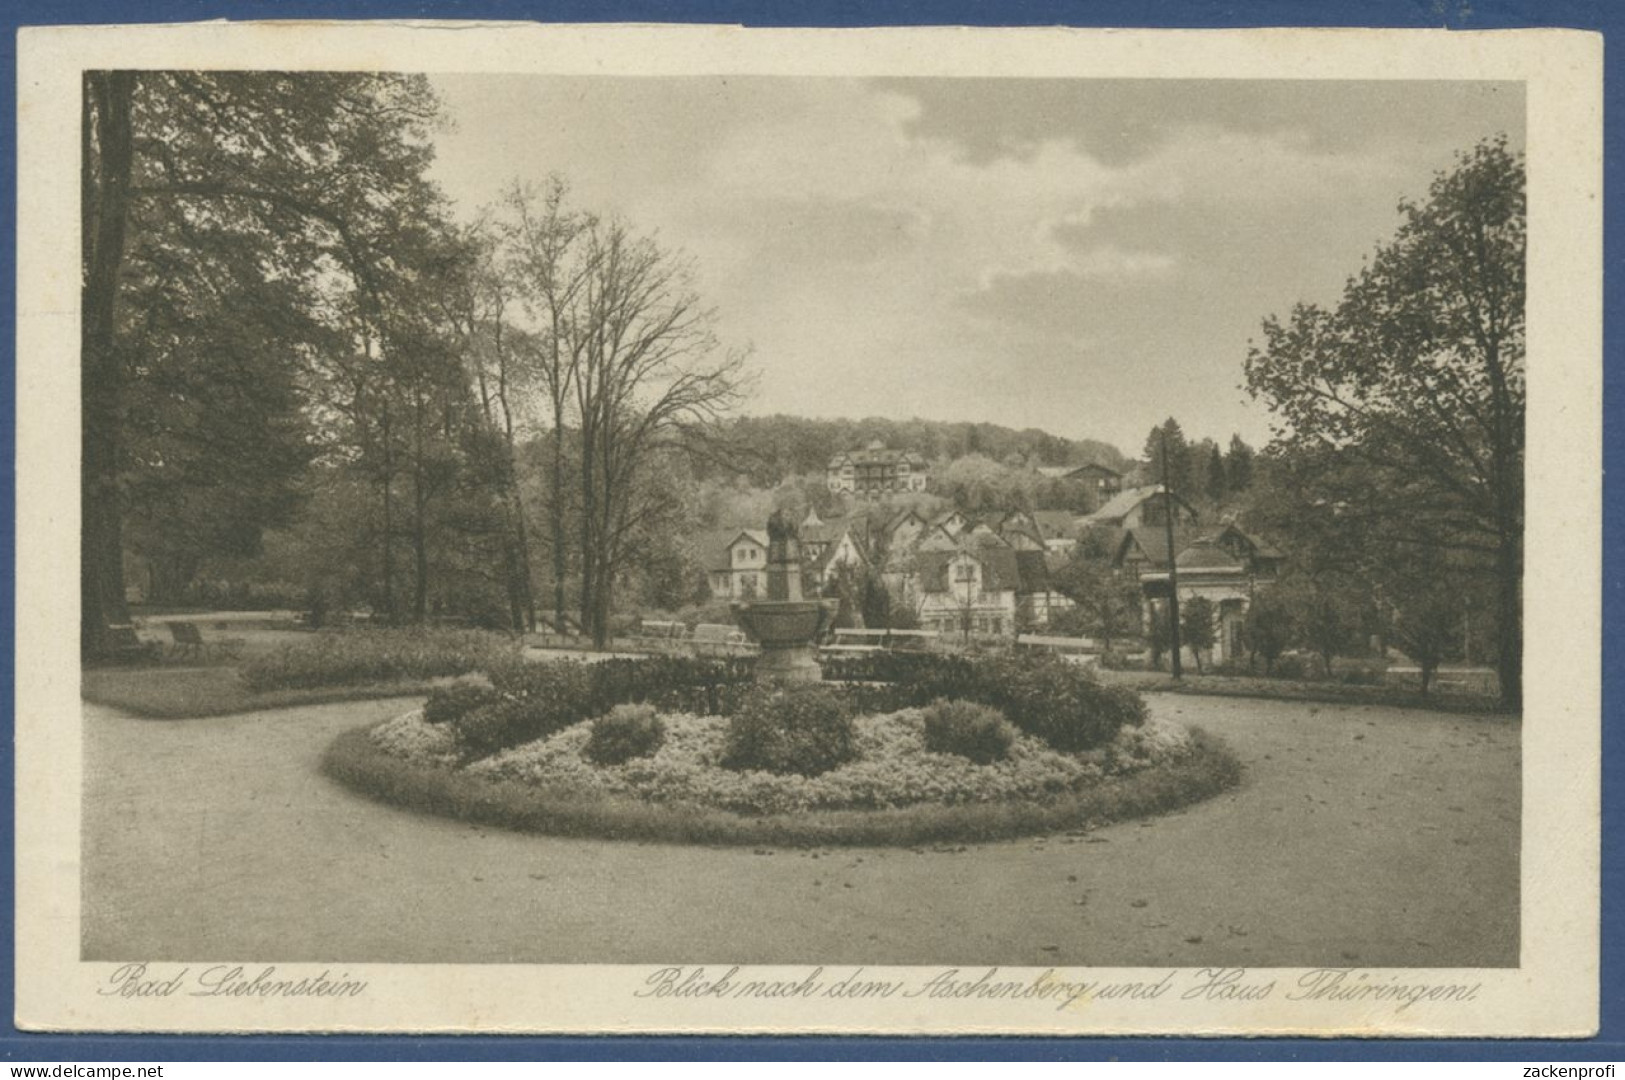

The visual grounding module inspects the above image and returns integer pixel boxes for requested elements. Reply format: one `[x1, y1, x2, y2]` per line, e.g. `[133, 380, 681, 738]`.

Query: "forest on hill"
[697, 415, 1130, 488]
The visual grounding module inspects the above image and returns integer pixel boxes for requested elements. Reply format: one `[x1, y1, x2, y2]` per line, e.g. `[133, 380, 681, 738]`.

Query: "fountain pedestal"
[731, 511, 838, 683]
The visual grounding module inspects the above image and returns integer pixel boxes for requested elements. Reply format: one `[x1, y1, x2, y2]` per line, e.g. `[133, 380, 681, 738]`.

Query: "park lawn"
[1093, 668, 1504, 714]
[82, 665, 436, 720]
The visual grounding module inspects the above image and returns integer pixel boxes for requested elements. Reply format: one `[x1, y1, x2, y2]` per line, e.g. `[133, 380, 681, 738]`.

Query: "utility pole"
[1159, 427, 1183, 679]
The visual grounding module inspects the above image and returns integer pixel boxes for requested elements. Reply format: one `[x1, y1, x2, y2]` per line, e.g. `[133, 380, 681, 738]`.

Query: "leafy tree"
[1281, 572, 1362, 678]
[117, 211, 323, 601]
[1050, 553, 1141, 648]
[81, 71, 445, 654]
[1379, 545, 1466, 696]
[1244, 137, 1524, 708]
[1241, 589, 1293, 674]
[1179, 595, 1217, 673]
[857, 568, 892, 630]
[1147, 600, 1173, 670]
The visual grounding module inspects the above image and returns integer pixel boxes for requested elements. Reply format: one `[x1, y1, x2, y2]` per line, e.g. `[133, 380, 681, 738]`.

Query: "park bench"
[525, 614, 585, 649]
[691, 622, 751, 656]
[98, 624, 161, 664]
[1015, 634, 1100, 664]
[819, 628, 887, 658]
[881, 628, 939, 652]
[631, 619, 690, 653]
[166, 620, 244, 662]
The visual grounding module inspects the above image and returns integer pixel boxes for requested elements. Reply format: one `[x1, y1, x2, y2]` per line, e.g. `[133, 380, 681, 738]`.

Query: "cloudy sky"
[427, 76, 1522, 457]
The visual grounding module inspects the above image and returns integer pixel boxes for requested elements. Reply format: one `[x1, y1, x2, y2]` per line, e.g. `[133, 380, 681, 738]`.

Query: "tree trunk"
[501, 537, 524, 633]
[81, 71, 137, 656]
[379, 404, 396, 623]
[578, 431, 596, 642]
[550, 419, 567, 634]
[411, 389, 429, 624]
[592, 561, 613, 650]
[148, 552, 200, 607]
[1495, 532, 1522, 711]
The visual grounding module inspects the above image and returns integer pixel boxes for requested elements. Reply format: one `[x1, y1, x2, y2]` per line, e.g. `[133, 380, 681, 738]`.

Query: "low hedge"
[241, 628, 522, 692]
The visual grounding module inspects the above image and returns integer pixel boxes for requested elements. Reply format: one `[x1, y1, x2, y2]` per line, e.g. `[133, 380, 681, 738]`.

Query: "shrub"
[452, 661, 599, 755]
[454, 697, 549, 758]
[1272, 654, 1308, 680]
[978, 653, 1146, 753]
[241, 627, 521, 692]
[422, 680, 497, 725]
[723, 683, 855, 777]
[487, 655, 758, 719]
[585, 704, 667, 765]
[921, 699, 1016, 765]
[419, 650, 1145, 761]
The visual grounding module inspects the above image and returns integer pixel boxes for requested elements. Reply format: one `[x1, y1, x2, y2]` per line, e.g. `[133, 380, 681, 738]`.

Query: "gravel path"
[82, 692, 1519, 967]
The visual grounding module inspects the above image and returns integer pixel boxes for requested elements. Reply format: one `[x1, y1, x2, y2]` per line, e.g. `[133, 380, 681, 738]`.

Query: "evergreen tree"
[1224, 434, 1255, 493]
[1205, 444, 1228, 503]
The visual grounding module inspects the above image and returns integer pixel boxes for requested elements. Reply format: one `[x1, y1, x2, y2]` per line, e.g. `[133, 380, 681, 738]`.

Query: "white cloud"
[428, 75, 1513, 452]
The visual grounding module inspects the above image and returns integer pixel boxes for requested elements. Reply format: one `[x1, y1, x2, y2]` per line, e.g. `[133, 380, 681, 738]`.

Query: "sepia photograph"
[14, 22, 1601, 1036]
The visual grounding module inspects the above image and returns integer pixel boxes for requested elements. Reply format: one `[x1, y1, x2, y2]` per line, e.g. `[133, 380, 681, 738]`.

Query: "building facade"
[704, 529, 771, 600]
[827, 440, 929, 496]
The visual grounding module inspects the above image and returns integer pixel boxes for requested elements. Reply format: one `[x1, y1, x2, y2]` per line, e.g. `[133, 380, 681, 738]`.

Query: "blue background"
[2, 0, 1617, 1062]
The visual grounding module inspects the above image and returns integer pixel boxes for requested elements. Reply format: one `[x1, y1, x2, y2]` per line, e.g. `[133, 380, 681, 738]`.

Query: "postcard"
[15, 21, 1602, 1035]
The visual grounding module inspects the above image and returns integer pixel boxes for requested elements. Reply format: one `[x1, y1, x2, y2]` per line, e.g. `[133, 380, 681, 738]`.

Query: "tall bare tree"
[571, 218, 751, 646]
[503, 177, 598, 634]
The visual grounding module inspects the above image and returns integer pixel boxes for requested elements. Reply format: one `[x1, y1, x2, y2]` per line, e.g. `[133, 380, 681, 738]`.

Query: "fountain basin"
[732, 598, 839, 682]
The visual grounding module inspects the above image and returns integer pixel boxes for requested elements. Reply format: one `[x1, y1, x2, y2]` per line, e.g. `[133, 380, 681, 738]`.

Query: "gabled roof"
[1114, 526, 1196, 570]
[1116, 523, 1282, 574]
[882, 508, 926, 538]
[1088, 485, 1196, 525]
[1001, 525, 1046, 550]
[808, 526, 870, 575]
[1065, 461, 1123, 479]
[1030, 510, 1080, 541]
[915, 546, 1043, 595]
[802, 513, 866, 547]
[1175, 539, 1247, 573]
[963, 523, 1011, 550]
[916, 526, 960, 552]
[828, 442, 928, 469]
[698, 528, 768, 572]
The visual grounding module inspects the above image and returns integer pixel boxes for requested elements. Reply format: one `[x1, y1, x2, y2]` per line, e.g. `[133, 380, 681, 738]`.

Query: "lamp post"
[1159, 428, 1183, 679]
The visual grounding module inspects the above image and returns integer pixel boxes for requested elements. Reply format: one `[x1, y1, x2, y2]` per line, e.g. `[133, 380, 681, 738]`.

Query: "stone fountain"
[731, 510, 840, 682]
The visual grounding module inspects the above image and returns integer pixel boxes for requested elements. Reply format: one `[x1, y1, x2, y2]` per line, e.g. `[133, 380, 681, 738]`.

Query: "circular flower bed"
[329, 654, 1242, 846]
[370, 705, 1201, 817]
